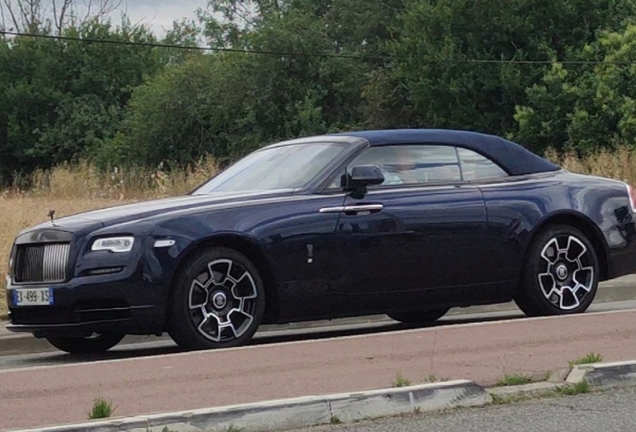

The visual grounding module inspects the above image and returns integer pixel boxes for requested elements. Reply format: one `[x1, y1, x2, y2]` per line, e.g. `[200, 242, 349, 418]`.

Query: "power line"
[2, 30, 636, 65]
[0, 30, 391, 60]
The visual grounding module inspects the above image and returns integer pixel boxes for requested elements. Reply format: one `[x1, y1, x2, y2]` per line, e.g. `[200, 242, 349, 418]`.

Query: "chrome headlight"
[91, 237, 135, 253]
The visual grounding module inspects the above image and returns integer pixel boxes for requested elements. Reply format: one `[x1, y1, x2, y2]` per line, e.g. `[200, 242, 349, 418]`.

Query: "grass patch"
[496, 373, 535, 387]
[423, 374, 438, 383]
[330, 415, 342, 424]
[490, 380, 592, 405]
[569, 353, 603, 367]
[88, 396, 115, 419]
[558, 380, 591, 395]
[393, 372, 411, 387]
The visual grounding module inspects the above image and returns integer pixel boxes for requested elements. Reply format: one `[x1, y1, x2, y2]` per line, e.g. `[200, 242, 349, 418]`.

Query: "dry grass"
[0, 159, 218, 318]
[544, 145, 636, 185]
[1, 146, 636, 318]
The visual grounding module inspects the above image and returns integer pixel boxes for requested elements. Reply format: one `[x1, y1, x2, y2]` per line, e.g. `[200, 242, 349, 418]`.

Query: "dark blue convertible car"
[5, 129, 636, 353]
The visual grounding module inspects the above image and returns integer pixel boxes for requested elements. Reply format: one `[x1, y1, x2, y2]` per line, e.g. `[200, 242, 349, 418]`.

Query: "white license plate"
[13, 288, 54, 306]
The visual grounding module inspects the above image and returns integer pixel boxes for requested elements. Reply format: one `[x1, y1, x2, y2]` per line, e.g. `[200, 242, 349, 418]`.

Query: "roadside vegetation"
[570, 353, 604, 366]
[87, 396, 115, 419]
[496, 374, 536, 387]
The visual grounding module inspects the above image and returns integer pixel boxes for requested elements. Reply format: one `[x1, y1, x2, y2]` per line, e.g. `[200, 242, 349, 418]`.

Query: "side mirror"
[349, 165, 385, 188]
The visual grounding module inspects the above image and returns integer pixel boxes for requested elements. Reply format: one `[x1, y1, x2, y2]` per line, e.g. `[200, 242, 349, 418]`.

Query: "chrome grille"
[14, 243, 71, 283]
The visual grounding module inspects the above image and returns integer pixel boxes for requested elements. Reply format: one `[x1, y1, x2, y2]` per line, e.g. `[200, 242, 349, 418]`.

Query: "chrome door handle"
[343, 204, 384, 212]
[319, 206, 346, 213]
[319, 204, 384, 214]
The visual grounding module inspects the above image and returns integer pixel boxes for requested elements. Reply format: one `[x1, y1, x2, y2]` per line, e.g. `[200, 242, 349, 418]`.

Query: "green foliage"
[497, 373, 535, 387]
[2, 0, 636, 184]
[516, 24, 636, 153]
[569, 352, 604, 366]
[382, 0, 636, 143]
[87, 396, 115, 419]
[393, 372, 411, 387]
[0, 17, 166, 185]
[107, 3, 372, 169]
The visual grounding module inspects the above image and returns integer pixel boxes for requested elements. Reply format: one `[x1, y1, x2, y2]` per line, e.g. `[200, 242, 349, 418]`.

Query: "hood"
[19, 189, 295, 235]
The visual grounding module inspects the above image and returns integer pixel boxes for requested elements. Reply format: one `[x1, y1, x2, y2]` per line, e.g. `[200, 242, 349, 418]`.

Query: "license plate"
[13, 288, 54, 306]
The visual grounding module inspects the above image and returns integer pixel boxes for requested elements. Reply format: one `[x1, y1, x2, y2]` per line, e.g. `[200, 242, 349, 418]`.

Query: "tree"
[515, 24, 636, 153]
[0, 17, 166, 185]
[105, 2, 373, 169]
[374, 0, 636, 138]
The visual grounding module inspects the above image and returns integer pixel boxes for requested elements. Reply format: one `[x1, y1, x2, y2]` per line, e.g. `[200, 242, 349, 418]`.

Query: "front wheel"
[167, 247, 266, 351]
[46, 333, 125, 354]
[387, 308, 450, 325]
[514, 224, 600, 317]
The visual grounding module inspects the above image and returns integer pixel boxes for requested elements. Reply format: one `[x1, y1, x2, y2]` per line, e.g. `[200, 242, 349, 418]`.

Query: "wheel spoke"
[232, 273, 258, 300]
[198, 313, 222, 342]
[189, 279, 209, 309]
[565, 236, 587, 262]
[208, 259, 232, 285]
[559, 286, 580, 310]
[538, 272, 556, 298]
[227, 308, 255, 338]
[540, 238, 560, 265]
[573, 266, 594, 291]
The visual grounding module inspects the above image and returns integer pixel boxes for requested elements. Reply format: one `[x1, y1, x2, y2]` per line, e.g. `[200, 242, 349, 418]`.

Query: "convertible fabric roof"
[328, 129, 561, 176]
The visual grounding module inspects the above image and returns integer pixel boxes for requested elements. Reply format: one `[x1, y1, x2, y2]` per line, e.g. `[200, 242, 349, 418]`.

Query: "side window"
[457, 147, 508, 180]
[345, 145, 462, 187]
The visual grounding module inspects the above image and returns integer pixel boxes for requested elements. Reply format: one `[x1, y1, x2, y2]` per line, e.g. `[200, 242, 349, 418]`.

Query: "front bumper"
[5, 272, 164, 338]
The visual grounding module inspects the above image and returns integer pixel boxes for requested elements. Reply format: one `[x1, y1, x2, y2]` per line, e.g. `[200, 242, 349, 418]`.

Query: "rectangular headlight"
[92, 237, 135, 253]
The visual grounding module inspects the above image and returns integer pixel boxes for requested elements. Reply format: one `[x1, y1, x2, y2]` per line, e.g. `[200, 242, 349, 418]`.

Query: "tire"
[387, 308, 450, 325]
[514, 224, 600, 317]
[46, 333, 124, 354]
[167, 247, 266, 351]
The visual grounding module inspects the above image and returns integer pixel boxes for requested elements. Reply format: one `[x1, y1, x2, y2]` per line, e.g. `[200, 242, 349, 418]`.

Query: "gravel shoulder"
[289, 386, 636, 432]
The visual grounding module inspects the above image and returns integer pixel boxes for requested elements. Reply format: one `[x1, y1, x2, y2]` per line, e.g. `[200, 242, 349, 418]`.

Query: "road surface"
[3, 274, 636, 362]
[290, 386, 636, 432]
[2, 299, 636, 372]
[3, 308, 636, 430]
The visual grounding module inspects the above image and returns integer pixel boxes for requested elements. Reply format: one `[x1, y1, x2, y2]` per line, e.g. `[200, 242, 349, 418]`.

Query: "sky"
[107, 0, 209, 36]
[0, 0, 210, 37]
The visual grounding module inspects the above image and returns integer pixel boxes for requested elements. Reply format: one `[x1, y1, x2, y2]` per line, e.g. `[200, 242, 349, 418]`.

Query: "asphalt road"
[2, 299, 636, 372]
[4, 308, 636, 430]
[4, 275, 636, 360]
[290, 386, 636, 432]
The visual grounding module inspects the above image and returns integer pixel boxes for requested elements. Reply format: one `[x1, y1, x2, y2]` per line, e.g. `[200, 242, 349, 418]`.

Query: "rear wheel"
[46, 333, 124, 354]
[387, 308, 450, 324]
[167, 247, 266, 351]
[514, 224, 600, 317]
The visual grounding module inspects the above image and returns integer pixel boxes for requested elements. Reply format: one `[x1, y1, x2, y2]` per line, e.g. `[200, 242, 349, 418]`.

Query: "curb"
[8, 380, 491, 432]
[11, 360, 636, 432]
[566, 360, 636, 388]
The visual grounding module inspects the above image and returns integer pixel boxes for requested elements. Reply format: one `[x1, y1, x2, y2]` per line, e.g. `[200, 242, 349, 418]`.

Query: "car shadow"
[6, 312, 526, 368]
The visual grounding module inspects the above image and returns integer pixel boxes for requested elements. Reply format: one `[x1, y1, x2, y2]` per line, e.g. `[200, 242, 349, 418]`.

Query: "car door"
[325, 143, 497, 316]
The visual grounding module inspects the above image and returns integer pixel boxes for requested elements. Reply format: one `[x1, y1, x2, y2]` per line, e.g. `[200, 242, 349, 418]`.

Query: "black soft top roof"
[328, 129, 561, 176]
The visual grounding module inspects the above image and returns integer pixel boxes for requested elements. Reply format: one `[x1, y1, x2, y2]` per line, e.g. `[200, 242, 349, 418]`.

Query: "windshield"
[192, 142, 349, 194]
